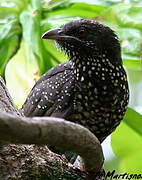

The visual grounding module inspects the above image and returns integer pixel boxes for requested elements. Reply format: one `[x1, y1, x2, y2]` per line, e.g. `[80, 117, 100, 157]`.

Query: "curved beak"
[42, 28, 74, 41]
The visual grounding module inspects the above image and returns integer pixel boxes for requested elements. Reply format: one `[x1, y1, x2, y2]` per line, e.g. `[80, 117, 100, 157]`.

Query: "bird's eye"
[78, 28, 86, 37]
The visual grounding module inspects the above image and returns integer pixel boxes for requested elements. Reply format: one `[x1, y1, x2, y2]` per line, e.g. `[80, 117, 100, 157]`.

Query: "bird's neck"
[71, 53, 124, 85]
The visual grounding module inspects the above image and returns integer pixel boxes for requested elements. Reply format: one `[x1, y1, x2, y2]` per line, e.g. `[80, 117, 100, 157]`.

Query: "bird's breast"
[68, 76, 129, 141]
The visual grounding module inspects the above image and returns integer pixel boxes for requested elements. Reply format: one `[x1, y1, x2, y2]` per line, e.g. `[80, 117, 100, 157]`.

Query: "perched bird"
[22, 19, 129, 142]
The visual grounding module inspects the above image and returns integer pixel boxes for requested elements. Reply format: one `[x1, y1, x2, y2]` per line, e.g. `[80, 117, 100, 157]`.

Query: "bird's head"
[42, 19, 122, 65]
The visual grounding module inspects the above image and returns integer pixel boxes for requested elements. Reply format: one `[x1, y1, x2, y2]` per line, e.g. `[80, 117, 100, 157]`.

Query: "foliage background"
[0, 0, 142, 177]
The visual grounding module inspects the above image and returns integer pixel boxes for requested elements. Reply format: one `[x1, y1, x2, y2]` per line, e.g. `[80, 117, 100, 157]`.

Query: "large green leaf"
[111, 108, 142, 173]
[123, 59, 141, 71]
[112, 122, 142, 174]
[121, 151, 142, 174]
[124, 108, 142, 137]
[112, 121, 142, 158]
[0, 0, 29, 16]
[45, 2, 105, 18]
[0, 19, 21, 77]
[48, 0, 121, 7]
[20, 0, 54, 75]
[111, 122, 142, 161]
[5, 41, 38, 108]
[0, 0, 30, 77]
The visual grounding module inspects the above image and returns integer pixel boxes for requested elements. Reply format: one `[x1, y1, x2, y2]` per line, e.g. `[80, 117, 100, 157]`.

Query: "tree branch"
[0, 77, 21, 115]
[0, 111, 104, 173]
[0, 76, 105, 179]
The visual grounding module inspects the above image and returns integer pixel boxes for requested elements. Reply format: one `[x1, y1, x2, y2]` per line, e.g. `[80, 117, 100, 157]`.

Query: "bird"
[21, 18, 129, 143]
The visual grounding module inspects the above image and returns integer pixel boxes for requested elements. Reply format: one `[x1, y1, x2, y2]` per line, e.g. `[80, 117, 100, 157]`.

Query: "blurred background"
[0, 0, 142, 176]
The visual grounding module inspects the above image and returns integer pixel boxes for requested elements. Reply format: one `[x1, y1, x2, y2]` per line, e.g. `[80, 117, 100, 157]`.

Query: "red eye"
[78, 28, 86, 37]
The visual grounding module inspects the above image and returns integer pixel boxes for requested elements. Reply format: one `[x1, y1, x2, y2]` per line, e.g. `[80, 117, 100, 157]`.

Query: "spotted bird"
[21, 19, 129, 142]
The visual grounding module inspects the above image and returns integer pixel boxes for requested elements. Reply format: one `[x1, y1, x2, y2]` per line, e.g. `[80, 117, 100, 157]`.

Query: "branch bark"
[0, 76, 105, 180]
[0, 77, 21, 115]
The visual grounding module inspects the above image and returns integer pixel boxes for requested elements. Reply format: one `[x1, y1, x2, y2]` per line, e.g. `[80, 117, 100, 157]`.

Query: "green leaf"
[71, 0, 122, 7]
[112, 120, 142, 173]
[121, 151, 142, 174]
[0, 7, 18, 18]
[46, 2, 105, 18]
[124, 108, 142, 137]
[20, 2, 53, 75]
[0, 0, 29, 15]
[5, 41, 38, 108]
[111, 107, 142, 174]
[123, 59, 141, 70]
[111, 121, 142, 158]
[0, 19, 21, 77]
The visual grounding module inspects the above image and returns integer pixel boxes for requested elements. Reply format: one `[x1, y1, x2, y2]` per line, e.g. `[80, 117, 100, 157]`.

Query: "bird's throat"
[71, 55, 106, 82]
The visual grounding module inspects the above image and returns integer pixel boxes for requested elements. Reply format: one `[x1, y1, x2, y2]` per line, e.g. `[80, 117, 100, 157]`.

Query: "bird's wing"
[21, 61, 75, 117]
[35, 61, 73, 85]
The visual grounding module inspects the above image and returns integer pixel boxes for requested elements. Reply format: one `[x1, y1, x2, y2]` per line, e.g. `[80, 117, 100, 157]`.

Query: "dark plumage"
[22, 19, 129, 142]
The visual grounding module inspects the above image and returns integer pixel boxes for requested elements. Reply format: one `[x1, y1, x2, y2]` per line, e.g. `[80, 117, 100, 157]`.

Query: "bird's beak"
[42, 28, 73, 41]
